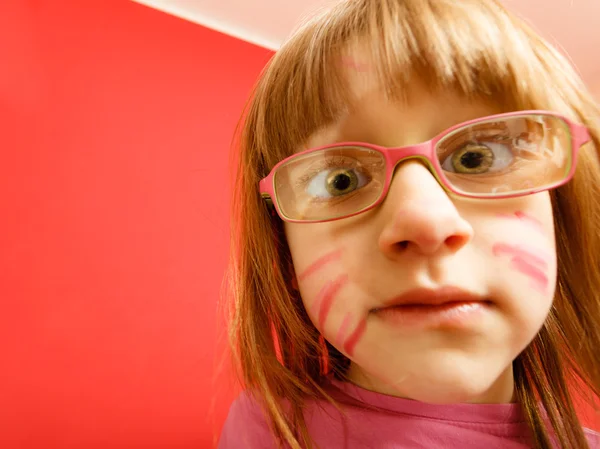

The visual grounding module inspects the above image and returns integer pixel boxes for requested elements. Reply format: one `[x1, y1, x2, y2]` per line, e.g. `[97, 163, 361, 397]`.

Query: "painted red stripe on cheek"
[336, 314, 352, 348]
[510, 256, 549, 292]
[492, 243, 549, 268]
[343, 319, 367, 357]
[318, 274, 349, 329]
[514, 211, 545, 231]
[298, 249, 343, 281]
[497, 211, 545, 233]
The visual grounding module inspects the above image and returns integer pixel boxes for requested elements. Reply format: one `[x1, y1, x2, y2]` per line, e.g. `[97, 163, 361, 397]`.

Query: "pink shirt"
[219, 380, 600, 448]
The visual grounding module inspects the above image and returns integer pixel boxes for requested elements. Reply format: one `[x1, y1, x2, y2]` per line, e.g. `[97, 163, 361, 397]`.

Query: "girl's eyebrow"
[298, 249, 343, 281]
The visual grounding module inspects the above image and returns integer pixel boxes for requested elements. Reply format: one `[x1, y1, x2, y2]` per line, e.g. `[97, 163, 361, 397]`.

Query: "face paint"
[343, 318, 367, 357]
[492, 243, 549, 269]
[497, 211, 545, 233]
[298, 249, 343, 281]
[336, 313, 353, 348]
[340, 56, 371, 72]
[312, 274, 349, 329]
[514, 211, 545, 231]
[492, 243, 549, 293]
[510, 256, 549, 293]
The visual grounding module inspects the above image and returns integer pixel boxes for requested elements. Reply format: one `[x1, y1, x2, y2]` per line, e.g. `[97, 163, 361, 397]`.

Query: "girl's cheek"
[489, 208, 556, 295]
[296, 248, 368, 358]
[297, 248, 343, 283]
[305, 281, 367, 358]
[309, 274, 349, 330]
[494, 209, 555, 243]
[296, 248, 347, 331]
[496, 211, 546, 234]
[491, 242, 552, 293]
[334, 313, 367, 357]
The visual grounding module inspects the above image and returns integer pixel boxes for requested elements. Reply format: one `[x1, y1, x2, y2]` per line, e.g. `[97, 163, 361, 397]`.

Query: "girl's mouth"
[372, 286, 491, 328]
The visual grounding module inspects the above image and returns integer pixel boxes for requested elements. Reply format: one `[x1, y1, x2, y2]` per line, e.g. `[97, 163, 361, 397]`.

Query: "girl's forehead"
[301, 86, 505, 152]
[332, 42, 513, 112]
[337, 44, 387, 97]
[300, 49, 507, 151]
[263, 14, 535, 164]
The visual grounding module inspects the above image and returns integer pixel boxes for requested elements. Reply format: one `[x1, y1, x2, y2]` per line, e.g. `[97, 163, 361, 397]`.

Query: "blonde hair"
[225, 0, 600, 447]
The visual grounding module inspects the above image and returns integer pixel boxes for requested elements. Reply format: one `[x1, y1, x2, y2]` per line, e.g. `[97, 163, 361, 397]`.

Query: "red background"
[0, 1, 596, 448]
[0, 1, 271, 447]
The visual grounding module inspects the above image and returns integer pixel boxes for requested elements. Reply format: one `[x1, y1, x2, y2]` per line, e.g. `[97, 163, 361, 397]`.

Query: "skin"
[283, 66, 557, 405]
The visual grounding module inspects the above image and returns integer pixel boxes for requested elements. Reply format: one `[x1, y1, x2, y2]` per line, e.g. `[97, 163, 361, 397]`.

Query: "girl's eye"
[441, 142, 514, 174]
[306, 168, 368, 198]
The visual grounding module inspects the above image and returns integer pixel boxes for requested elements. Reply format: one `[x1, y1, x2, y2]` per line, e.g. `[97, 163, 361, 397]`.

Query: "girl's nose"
[377, 160, 474, 258]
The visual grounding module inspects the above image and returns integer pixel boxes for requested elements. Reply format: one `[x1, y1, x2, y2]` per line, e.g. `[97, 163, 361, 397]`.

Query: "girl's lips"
[371, 286, 490, 329]
[373, 285, 485, 310]
[372, 300, 490, 329]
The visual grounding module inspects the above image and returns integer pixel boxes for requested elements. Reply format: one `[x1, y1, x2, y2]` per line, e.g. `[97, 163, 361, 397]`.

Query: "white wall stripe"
[131, 0, 280, 50]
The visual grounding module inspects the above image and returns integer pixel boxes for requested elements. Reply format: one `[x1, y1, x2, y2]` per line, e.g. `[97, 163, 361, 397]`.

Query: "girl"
[219, 0, 600, 447]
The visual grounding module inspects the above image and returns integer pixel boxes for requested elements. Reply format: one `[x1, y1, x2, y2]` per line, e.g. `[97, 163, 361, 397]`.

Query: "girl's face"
[284, 73, 557, 404]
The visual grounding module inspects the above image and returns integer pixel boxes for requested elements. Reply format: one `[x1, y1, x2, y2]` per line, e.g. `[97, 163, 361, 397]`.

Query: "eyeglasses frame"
[258, 110, 592, 224]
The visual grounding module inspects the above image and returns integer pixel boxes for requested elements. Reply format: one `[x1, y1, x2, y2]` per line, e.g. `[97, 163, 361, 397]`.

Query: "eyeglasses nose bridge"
[383, 141, 447, 189]
[385, 140, 435, 165]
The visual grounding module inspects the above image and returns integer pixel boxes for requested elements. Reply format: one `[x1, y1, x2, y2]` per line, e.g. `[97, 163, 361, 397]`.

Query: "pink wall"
[0, 2, 597, 448]
[591, 79, 600, 101]
[0, 1, 271, 447]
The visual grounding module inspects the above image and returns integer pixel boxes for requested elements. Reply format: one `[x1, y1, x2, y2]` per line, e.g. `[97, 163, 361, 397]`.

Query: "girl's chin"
[347, 365, 515, 404]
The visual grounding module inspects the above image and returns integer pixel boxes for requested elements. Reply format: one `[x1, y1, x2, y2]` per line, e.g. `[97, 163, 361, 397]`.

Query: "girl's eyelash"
[441, 130, 511, 150]
[295, 156, 362, 188]
[452, 158, 528, 178]
[438, 133, 512, 160]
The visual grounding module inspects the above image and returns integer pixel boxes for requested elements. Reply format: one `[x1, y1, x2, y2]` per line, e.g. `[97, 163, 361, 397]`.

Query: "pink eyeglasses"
[259, 111, 591, 223]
